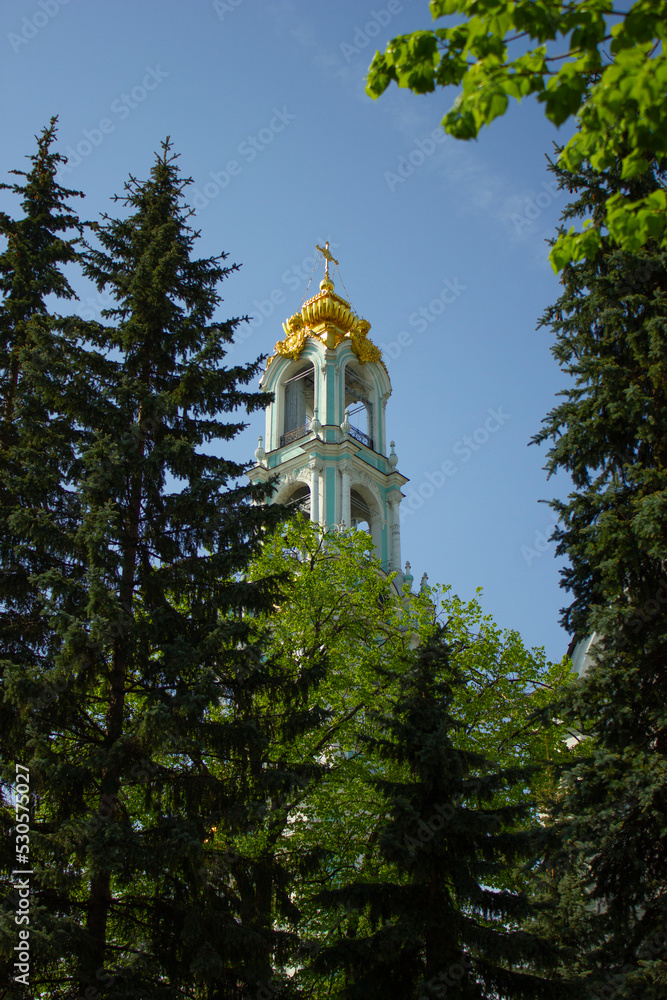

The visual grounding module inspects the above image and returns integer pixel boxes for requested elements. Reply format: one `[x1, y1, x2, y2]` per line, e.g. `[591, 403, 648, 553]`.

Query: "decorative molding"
[350, 472, 383, 516]
[280, 466, 308, 487]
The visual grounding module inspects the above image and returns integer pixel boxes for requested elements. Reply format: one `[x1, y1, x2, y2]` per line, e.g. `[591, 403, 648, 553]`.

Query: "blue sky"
[1, 0, 579, 661]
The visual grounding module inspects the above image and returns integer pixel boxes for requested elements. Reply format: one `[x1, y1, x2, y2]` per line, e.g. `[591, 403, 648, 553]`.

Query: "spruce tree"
[0, 122, 91, 989]
[0, 116, 84, 439]
[1, 138, 301, 999]
[533, 149, 667, 996]
[0, 116, 87, 692]
[313, 628, 566, 1000]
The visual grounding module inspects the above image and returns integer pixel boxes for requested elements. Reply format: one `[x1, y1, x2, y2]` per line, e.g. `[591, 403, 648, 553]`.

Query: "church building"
[248, 244, 414, 591]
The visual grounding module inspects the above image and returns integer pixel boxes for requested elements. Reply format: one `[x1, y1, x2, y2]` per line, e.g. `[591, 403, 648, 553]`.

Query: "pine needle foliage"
[0, 135, 294, 999]
[0, 121, 91, 948]
[533, 148, 667, 997]
[313, 628, 567, 1000]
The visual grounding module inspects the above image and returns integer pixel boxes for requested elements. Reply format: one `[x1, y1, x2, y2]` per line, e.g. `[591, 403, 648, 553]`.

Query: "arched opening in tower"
[344, 364, 373, 450]
[282, 362, 315, 446]
[350, 489, 372, 533]
[283, 483, 311, 515]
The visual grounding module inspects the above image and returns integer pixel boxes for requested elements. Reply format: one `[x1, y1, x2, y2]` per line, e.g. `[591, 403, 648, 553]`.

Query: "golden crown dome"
[266, 244, 384, 369]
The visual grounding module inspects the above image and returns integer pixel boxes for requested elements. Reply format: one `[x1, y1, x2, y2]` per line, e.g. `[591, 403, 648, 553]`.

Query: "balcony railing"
[349, 424, 373, 450]
[280, 423, 310, 448]
[279, 422, 374, 452]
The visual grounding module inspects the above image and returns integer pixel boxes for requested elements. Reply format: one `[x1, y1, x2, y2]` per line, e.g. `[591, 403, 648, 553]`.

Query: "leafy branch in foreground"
[366, 0, 667, 268]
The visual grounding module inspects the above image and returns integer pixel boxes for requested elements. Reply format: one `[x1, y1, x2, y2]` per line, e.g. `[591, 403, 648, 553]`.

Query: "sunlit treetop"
[366, 0, 667, 269]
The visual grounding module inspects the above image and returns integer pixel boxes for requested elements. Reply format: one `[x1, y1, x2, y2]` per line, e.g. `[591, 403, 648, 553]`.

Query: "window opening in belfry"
[344, 365, 373, 450]
[350, 489, 372, 532]
[282, 363, 314, 446]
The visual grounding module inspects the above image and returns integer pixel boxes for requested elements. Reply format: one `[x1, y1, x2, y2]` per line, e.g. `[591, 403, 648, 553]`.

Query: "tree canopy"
[366, 0, 667, 268]
[242, 520, 576, 998]
[314, 627, 569, 1000]
[0, 130, 290, 999]
[531, 149, 667, 997]
[0, 124, 588, 1000]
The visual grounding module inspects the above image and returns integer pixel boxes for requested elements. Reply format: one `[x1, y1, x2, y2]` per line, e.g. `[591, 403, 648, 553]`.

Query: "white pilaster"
[340, 463, 351, 527]
[381, 393, 390, 456]
[309, 459, 321, 524]
[388, 494, 402, 571]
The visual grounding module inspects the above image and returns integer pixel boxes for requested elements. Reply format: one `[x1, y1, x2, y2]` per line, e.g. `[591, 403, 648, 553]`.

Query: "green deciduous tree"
[366, 0, 667, 267]
[532, 151, 667, 996]
[242, 521, 576, 998]
[237, 519, 416, 992]
[433, 584, 575, 794]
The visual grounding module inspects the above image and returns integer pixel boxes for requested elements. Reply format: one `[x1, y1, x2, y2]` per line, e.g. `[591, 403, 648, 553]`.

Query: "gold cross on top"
[316, 240, 339, 280]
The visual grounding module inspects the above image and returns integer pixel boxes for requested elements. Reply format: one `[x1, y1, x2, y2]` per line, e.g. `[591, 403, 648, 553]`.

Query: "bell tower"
[248, 244, 408, 581]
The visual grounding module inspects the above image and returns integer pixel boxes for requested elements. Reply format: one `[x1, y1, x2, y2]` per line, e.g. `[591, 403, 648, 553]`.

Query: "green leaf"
[383, 32, 441, 94]
[540, 59, 589, 126]
[607, 189, 667, 252]
[443, 99, 480, 140]
[482, 86, 509, 125]
[621, 151, 650, 181]
[366, 52, 396, 99]
[549, 225, 602, 272]
[430, 0, 467, 17]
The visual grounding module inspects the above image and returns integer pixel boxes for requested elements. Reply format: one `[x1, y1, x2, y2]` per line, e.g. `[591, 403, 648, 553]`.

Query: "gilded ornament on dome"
[350, 326, 382, 364]
[274, 312, 308, 359]
[268, 266, 384, 369]
[282, 312, 305, 337]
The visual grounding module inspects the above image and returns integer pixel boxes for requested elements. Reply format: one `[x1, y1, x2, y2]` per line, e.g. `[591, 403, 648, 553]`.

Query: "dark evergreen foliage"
[533, 150, 667, 997]
[0, 116, 84, 439]
[0, 133, 315, 999]
[313, 629, 566, 1000]
[0, 116, 87, 685]
[0, 124, 91, 988]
